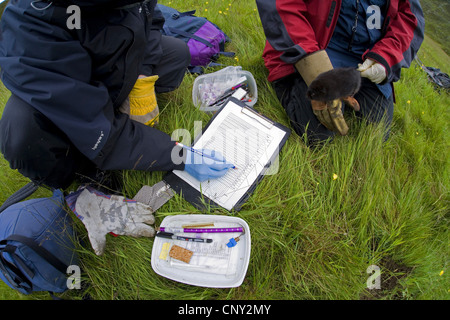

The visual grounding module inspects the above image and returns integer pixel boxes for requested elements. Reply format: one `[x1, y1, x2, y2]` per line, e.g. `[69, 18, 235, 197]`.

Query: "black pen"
[156, 231, 213, 243]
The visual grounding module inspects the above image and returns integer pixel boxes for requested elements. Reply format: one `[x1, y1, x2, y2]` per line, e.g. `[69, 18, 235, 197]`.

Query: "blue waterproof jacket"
[0, 0, 185, 172]
[326, 0, 393, 97]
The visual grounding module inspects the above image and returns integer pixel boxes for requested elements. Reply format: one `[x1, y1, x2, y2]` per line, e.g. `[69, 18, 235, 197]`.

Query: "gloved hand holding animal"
[296, 50, 361, 136]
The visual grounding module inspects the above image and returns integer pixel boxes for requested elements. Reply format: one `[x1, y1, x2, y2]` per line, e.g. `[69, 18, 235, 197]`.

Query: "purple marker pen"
[157, 227, 244, 233]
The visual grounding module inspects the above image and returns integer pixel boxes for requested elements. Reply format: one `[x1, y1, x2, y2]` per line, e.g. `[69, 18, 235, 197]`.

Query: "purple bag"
[157, 4, 234, 72]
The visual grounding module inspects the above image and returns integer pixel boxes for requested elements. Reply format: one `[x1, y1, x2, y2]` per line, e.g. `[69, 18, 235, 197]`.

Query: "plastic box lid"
[151, 214, 251, 288]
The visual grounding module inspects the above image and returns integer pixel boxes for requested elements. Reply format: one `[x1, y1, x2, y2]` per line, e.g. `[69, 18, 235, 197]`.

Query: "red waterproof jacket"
[256, 0, 425, 83]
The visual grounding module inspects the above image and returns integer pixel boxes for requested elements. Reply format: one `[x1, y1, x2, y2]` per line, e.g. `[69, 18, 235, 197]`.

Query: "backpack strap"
[219, 51, 235, 58]
[0, 234, 70, 294]
[187, 61, 234, 74]
[2, 235, 69, 275]
[0, 243, 34, 294]
[187, 62, 224, 75]
[163, 26, 214, 48]
[172, 10, 196, 18]
[0, 257, 33, 294]
[0, 182, 40, 214]
[2, 244, 35, 279]
[0, 186, 75, 296]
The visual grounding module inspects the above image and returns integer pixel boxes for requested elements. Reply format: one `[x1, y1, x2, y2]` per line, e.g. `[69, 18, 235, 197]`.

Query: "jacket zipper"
[348, 0, 361, 52]
[140, 1, 151, 17]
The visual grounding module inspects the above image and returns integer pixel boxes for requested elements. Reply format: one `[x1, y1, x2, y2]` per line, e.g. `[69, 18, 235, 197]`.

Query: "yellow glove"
[310, 97, 360, 135]
[295, 51, 352, 136]
[119, 75, 159, 127]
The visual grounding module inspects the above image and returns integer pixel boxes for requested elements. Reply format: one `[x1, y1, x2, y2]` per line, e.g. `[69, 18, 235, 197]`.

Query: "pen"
[156, 231, 213, 243]
[176, 142, 236, 169]
[157, 227, 244, 233]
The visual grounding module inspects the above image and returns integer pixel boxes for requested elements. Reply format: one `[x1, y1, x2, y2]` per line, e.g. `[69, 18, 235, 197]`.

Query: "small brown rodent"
[306, 67, 361, 101]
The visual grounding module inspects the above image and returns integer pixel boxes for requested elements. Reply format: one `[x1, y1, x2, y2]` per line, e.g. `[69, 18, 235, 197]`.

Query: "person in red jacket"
[256, 0, 424, 146]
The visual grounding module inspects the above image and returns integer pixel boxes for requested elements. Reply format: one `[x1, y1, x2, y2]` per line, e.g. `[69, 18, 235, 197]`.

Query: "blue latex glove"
[184, 149, 234, 182]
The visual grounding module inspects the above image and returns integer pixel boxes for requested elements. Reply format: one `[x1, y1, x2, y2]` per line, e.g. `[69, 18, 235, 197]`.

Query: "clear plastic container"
[192, 66, 258, 113]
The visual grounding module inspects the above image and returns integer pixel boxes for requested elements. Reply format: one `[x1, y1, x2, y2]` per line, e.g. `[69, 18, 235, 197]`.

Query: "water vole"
[306, 67, 361, 101]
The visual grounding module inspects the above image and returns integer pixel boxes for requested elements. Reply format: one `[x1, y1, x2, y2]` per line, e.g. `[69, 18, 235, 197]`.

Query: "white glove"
[357, 59, 387, 84]
[67, 187, 155, 255]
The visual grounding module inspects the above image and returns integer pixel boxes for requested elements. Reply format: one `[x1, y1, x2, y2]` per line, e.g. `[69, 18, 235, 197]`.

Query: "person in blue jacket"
[0, 0, 233, 190]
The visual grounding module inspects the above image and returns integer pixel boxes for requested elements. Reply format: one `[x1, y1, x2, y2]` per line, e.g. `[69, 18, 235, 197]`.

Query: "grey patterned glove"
[67, 187, 155, 255]
[132, 181, 174, 212]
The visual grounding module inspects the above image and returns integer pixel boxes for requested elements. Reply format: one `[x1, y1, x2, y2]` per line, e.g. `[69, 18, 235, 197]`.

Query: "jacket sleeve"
[256, 0, 320, 64]
[151, 2, 165, 31]
[363, 0, 425, 83]
[140, 0, 165, 74]
[0, 2, 184, 173]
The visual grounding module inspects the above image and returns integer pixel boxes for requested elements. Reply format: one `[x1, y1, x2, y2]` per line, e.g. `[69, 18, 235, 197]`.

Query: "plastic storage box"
[151, 214, 251, 288]
[192, 66, 258, 113]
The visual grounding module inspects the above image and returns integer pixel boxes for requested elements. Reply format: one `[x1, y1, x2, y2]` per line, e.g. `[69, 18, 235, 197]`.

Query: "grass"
[0, 0, 448, 300]
[420, 0, 450, 55]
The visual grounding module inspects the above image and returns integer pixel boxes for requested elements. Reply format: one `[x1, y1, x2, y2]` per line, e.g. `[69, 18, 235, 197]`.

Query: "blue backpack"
[157, 4, 234, 73]
[0, 188, 79, 295]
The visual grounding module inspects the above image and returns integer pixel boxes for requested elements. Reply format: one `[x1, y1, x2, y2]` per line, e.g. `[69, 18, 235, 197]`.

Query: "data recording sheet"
[172, 100, 287, 210]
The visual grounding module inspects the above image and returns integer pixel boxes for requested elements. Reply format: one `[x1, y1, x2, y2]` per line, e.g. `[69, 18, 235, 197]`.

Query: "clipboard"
[164, 98, 291, 211]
